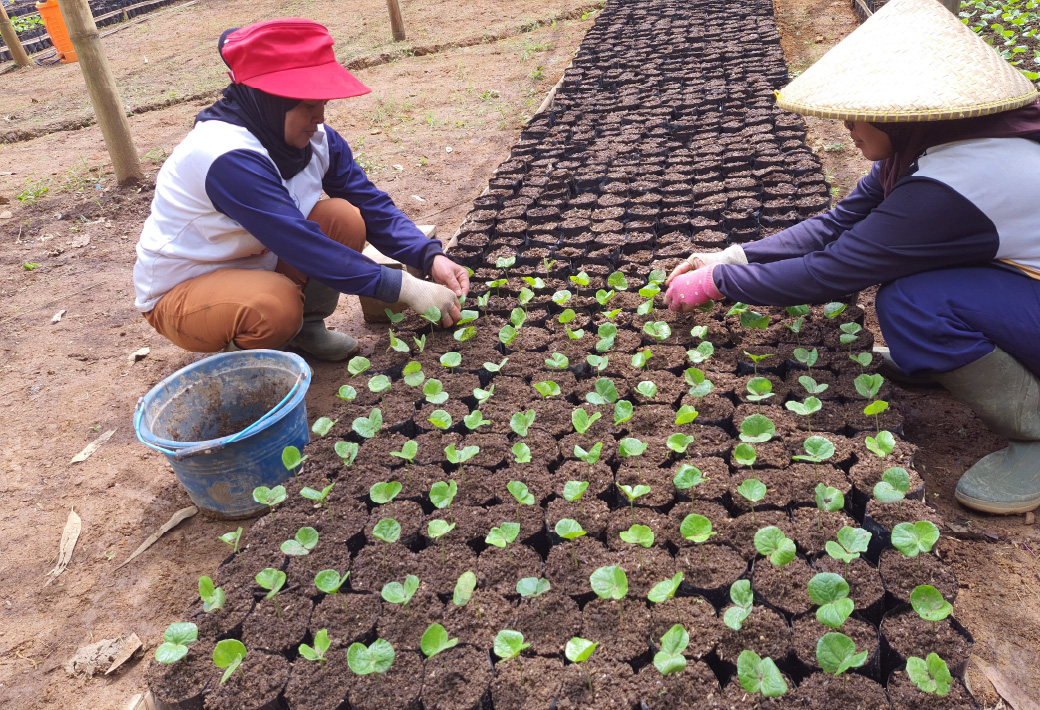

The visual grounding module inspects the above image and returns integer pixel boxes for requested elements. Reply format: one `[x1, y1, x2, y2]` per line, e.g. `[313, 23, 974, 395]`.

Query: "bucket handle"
[134, 373, 304, 460]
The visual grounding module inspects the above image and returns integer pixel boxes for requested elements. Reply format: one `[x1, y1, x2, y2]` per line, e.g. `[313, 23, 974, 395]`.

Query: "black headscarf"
[194, 28, 312, 180]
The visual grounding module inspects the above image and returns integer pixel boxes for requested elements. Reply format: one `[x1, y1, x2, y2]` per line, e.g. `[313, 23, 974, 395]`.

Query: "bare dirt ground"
[0, 0, 1037, 708]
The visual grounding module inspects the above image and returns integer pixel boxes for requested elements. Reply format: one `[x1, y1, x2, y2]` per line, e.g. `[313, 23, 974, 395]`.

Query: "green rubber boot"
[933, 348, 1040, 514]
[286, 280, 359, 362]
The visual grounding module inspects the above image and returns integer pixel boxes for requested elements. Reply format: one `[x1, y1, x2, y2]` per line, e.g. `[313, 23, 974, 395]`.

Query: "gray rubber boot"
[873, 346, 937, 386]
[932, 348, 1040, 514]
[286, 280, 359, 362]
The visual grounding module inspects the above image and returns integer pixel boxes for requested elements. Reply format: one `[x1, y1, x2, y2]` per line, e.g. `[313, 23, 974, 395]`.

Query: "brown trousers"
[143, 198, 366, 352]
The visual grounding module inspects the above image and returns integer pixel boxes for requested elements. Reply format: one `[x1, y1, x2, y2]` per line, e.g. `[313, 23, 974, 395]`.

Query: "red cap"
[220, 19, 371, 100]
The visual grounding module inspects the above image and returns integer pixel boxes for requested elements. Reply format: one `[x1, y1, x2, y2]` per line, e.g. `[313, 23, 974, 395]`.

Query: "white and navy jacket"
[714, 136, 1040, 305]
[133, 120, 441, 312]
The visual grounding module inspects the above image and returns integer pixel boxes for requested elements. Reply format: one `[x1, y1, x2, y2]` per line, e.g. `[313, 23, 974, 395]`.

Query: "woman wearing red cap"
[133, 19, 469, 361]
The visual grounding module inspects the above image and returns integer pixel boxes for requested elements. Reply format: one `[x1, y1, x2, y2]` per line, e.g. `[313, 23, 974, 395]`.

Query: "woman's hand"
[665, 244, 748, 286]
[664, 265, 723, 312]
[399, 270, 461, 327]
[430, 255, 470, 299]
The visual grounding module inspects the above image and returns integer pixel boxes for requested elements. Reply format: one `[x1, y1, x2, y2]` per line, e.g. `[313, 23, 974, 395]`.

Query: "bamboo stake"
[0, 4, 32, 67]
[386, 0, 405, 41]
[55, 0, 143, 184]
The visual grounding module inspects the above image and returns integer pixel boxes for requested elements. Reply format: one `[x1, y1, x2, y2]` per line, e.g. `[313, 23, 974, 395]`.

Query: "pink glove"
[664, 264, 722, 311]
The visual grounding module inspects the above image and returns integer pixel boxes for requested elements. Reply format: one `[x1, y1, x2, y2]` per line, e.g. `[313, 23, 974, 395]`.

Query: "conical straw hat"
[775, 0, 1039, 122]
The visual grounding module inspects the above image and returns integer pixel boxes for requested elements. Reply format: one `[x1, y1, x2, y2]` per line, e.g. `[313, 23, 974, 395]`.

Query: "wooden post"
[55, 0, 143, 184]
[0, 3, 32, 67]
[386, 0, 405, 42]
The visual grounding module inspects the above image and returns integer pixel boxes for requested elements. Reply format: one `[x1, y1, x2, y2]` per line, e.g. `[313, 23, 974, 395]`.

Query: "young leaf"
[855, 373, 885, 399]
[390, 440, 418, 463]
[381, 575, 420, 605]
[507, 480, 535, 506]
[347, 356, 371, 377]
[686, 341, 715, 365]
[874, 467, 911, 503]
[736, 650, 788, 698]
[336, 385, 357, 401]
[299, 628, 332, 663]
[282, 446, 308, 471]
[565, 637, 598, 663]
[563, 481, 589, 502]
[891, 521, 940, 558]
[635, 380, 657, 398]
[423, 378, 449, 405]
[906, 653, 954, 697]
[347, 639, 395, 675]
[483, 358, 509, 373]
[753, 526, 796, 567]
[679, 514, 716, 543]
[585, 378, 619, 406]
[352, 408, 383, 439]
[631, 349, 653, 369]
[573, 442, 603, 466]
[370, 481, 403, 505]
[739, 413, 775, 443]
[736, 478, 766, 504]
[667, 433, 695, 454]
[554, 518, 586, 541]
[516, 577, 551, 599]
[808, 572, 854, 629]
[440, 352, 462, 369]
[734, 443, 757, 468]
[453, 571, 476, 606]
[865, 430, 896, 459]
[826, 526, 872, 564]
[427, 519, 455, 540]
[586, 354, 609, 372]
[745, 376, 774, 402]
[546, 352, 569, 370]
[618, 437, 647, 458]
[616, 483, 651, 504]
[653, 624, 689, 675]
[675, 405, 699, 426]
[815, 483, 845, 513]
[281, 526, 319, 556]
[673, 464, 706, 490]
[512, 442, 532, 463]
[589, 565, 628, 601]
[485, 522, 521, 548]
[419, 623, 458, 660]
[647, 572, 683, 604]
[510, 409, 536, 437]
[493, 629, 530, 661]
[387, 330, 410, 354]
[723, 579, 754, 630]
[155, 622, 199, 664]
[372, 518, 401, 544]
[619, 523, 654, 548]
[607, 271, 629, 290]
[792, 435, 835, 463]
[314, 569, 347, 595]
[613, 399, 634, 425]
[213, 639, 248, 684]
[816, 632, 868, 677]
[910, 585, 954, 622]
[571, 407, 601, 435]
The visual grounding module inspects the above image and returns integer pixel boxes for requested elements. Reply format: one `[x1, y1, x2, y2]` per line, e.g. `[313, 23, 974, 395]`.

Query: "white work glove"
[399, 271, 460, 327]
[665, 244, 748, 286]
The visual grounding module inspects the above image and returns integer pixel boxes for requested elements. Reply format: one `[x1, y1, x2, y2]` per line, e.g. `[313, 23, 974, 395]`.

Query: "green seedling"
[335, 441, 359, 466]
[906, 653, 953, 696]
[823, 302, 847, 318]
[483, 358, 508, 373]
[518, 288, 535, 313]
[213, 639, 248, 685]
[314, 569, 349, 612]
[667, 433, 695, 456]
[746, 377, 774, 404]
[808, 572, 854, 629]
[851, 352, 873, 370]
[586, 354, 609, 373]
[865, 430, 896, 471]
[546, 352, 569, 370]
[585, 378, 619, 406]
[632, 349, 653, 370]
[336, 385, 357, 401]
[616, 483, 651, 522]
[381, 575, 420, 616]
[686, 342, 715, 366]
[635, 381, 657, 398]
[255, 568, 286, 618]
[524, 274, 547, 289]
[155, 622, 198, 664]
[384, 308, 405, 324]
[643, 321, 671, 342]
[619, 523, 654, 568]
[455, 325, 476, 342]
[637, 282, 660, 316]
[370, 481, 402, 509]
[737, 649, 788, 698]
[348, 638, 395, 676]
[486, 522, 521, 562]
[510, 410, 536, 437]
[565, 326, 585, 344]
[390, 441, 418, 477]
[431, 480, 459, 520]
[736, 478, 765, 523]
[574, 442, 603, 475]
[793, 435, 835, 479]
[680, 513, 716, 568]
[555, 518, 586, 569]
[569, 271, 590, 295]
[815, 483, 845, 532]
[614, 400, 634, 426]
[734, 443, 757, 473]
[724, 579, 754, 630]
[423, 379, 448, 405]
[516, 577, 551, 617]
[252, 485, 286, 520]
[372, 518, 401, 569]
[785, 397, 822, 432]
[552, 289, 572, 306]
[607, 270, 629, 290]
[653, 624, 689, 676]
[512, 442, 532, 464]
[565, 637, 598, 691]
[476, 291, 491, 317]
[445, 444, 479, 482]
[892, 520, 940, 570]
[683, 368, 714, 400]
[817, 632, 868, 691]
[427, 409, 452, 432]
[855, 373, 884, 400]
[674, 464, 708, 512]
[420, 623, 458, 669]
[739, 414, 775, 443]
[456, 309, 478, 325]
[494, 629, 531, 682]
[595, 288, 615, 306]
[743, 351, 775, 376]
[495, 255, 515, 273]
[499, 324, 518, 347]
[347, 356, 371, 377]
[300, 482, 335, 519]
[352, 408, 383, 439]
[563, 480, 589, 512]
[281, 526, 319, 561]
[558, 308, 577, 326]
[428, 519, 456, 565]
[754, 526, 796, 577]
[596, 323, 618, 352]
[826, 526, 872, 579]
[648, 572, 684, 626]
[507, 481, 535, 522]
[873, 466, 911, 513]
[510, 307, 527, 330]
[571, 408, 601, 436]
[420, 306, 441, 335]
[453, 570, 476, 607]
[489, 277, 507, 298]
[299, 628, 332, 671]
[282, 445, 308, 475]
[799, 374, 829, 395]
[675, 405, 699, 428]
[219, 527, 243, 556]
[590, 564, 628, 623]
[910, 584, 953, 631]
[839, 322, 861, 351]
[618, 437, 647, 479]
[440, 352, 462, 372]
[387, 329, 409, 354]
[863, 399, 889, 433]
[793, 347, 819, 371]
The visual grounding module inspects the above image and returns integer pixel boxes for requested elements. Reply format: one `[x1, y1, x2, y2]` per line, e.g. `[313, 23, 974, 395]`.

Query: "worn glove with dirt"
[399, 270, 461, 327]
[665, 244, 747, 285]
[664, 264, 723, 312]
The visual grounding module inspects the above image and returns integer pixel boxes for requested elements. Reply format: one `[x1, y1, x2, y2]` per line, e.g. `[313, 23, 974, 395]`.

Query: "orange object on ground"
[35, 0, 77, 63]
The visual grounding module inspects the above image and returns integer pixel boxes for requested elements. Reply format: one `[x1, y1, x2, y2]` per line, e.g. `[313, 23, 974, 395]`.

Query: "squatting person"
[133, 19, 468, 362]
[664, 0, 1040, 514]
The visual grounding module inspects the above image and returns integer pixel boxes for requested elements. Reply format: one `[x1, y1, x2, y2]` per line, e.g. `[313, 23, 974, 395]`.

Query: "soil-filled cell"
[634, 659, 723, 709]
[348, 649, 424, 710]
[310, 592, 381, 648]
[420, 645, 493, 710]
[203, 650, 290, 710]
[283, 646, 352, 710]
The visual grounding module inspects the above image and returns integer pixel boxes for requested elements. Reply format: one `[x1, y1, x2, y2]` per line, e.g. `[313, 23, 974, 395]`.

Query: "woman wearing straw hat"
[133, 19, 469, 361]
[665, 0, 1040, 514]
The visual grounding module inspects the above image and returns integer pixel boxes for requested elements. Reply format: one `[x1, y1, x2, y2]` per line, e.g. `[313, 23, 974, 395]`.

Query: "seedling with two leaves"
[252, 485, 286, 520]
[574, 442, 603, 476]
[155, 622, 198, 664]
[589, 564, 628, 623]
[737, 649, 788, 698]
[282, 445, 308, 475]
[445, 443, 479, 482]
[815, 482, 845, 533]
[724, 579, 754, 630]
[213, 639, 248, 685]
[616, 483, 650, 522]
[494, 629, 531, 682]
[555, 518, 586, 569]
[736, 478, 766, 523]
[792, 435, 836, 479]
[335, 441, 359, 467]
[754, 526, 796, 578]
[428, 519, 456, 564]
[571, 407, 601, 436]
[619, 523, 654, 568]
[680, 513, 716, 568]
[563, 480, 589, 515]
[381, 575, 420, 616]
[299, 629, 332, 671]
[255, 568, 286, 618]
[517, 577, 551, 617]
[314, 569, 349, 611]
[873, 466, 911, 513]
[420, 623, 458, 669]
[390, 440, 418, 477]
[808, 572, 854, 629]
[352, 408, 383, 439]
[906, 653, 953, 696]
[653, 624, 690, 676]
[486, 522, 521, 562]
[816, 632, 868, 692]
[673, 463, 707, 513]
[348, 638, 395, 676]
[892, 520, 940, 571]
[300, 482, 335, 519]
[618, 437, 647, 479]
[281, 527, 319, 565]
[219, 527, 243, 557]
[372, 518, 401, 569]
[826, 526, 872, 580]
[507, 481, 535, 522]
[565, 637, 598, 691]
[648, 572, 684, 626]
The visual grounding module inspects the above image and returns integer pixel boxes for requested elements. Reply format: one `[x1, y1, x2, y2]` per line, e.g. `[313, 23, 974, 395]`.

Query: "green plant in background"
[826, 526, 872, 580]
[252, 485, 286, 520]
[213, 639, 248, 684]
[808, 572, 854, 629]
[736, 649, 788, 698]
[300, 482, 335, 519]
[155, 622, 198, 663]
[381, 575, 420, 616]
[816, 632, 868, 691]
[653, 624, 689, 676]
[892, 520, 940, 570]
[493, 629, 531, 682]
[348, 638, 395, 676]
[314, 569, 349, 611]
[255, 568, 286, 618]
[565, 637, 598, 691]
[754, 526, 796, 578]
[910, 584, 954, 631]
[555, 518, 586, 569]
[516, 577, 551, 617]
[420, 623, 458, 669]
[680, 513, 716, 568]
[647, 572, 684, 625]
[906, 653, 953, 696]
[723, 579, 754, 630]
[589, 564, 628, 623]
[299, 629, 332, 671]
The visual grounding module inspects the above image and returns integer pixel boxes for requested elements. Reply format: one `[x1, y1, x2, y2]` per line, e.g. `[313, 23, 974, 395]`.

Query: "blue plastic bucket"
[134, 350, 312, 519]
